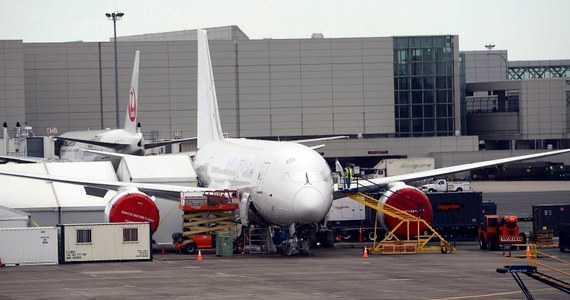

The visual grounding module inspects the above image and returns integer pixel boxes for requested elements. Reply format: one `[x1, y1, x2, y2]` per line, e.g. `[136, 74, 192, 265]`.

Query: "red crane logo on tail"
[128, 86, 137, 122]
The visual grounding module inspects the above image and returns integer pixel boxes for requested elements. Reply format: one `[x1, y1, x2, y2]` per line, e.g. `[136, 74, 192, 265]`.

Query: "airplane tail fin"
[123, 51, 140, 135]
[197, 29, 224, 149]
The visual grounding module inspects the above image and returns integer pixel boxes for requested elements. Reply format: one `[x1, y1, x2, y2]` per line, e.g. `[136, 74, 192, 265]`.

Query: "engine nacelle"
[378, 182, 433, 238]
[104, 188, 160, 234]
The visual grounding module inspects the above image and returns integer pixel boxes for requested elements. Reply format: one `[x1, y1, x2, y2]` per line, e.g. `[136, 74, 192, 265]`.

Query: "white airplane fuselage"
[193, 138, 334, 226]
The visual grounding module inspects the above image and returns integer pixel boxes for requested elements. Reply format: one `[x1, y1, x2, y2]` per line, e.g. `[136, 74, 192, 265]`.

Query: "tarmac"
[1, 181, 569, 299]
[1, 242, 569, 299]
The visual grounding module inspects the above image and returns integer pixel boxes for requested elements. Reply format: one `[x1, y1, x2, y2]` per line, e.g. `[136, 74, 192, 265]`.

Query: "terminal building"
[0, 25, 569, 167]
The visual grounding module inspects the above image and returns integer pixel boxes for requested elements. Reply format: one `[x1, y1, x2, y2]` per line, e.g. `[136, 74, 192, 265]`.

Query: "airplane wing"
[354, 148, 570, 191]
[81, 149, 198, 158]
[144, 137, 197, 149]
[56, 137, 131, 150]
[288, 136, 349, 144]
[0, 155, 45, 164]
[0, 169, 212, 200]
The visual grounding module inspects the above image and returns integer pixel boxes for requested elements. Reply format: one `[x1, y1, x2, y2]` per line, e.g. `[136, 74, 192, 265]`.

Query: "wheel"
[441, 247, 448, 254]
[318, 229, 335, 248]
[479, 235, 487, 250]
[184, 243, 197, 254]
[368, 231, 377, 241]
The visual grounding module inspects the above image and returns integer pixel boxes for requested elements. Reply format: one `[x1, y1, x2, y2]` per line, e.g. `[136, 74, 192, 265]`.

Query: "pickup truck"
[421, 179, 471, 192]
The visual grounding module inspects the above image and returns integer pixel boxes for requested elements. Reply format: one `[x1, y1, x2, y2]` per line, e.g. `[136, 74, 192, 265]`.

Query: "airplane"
[1, 29, 570, 255]
[56, 50, 196, 166]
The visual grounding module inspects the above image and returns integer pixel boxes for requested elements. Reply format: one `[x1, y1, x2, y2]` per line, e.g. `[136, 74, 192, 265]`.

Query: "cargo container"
[532, 204, 570, 236]
[0, 227, 58, 266]
[59, 222, 152, 263]
[428, 192, 485, 240]
[559, 223, 570, 252]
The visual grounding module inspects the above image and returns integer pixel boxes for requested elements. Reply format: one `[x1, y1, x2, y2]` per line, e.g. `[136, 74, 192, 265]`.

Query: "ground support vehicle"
[478, 215, 526, 251]
[172, 190, 240, 254]
[559, 223, 570, 252]
[421, 179, 471, 192]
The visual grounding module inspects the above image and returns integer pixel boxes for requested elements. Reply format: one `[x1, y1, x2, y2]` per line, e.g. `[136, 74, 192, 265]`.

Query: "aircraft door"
[256, 162, 270, 194]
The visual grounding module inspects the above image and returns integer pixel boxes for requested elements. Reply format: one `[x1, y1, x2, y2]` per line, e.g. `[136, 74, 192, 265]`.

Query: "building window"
[76, 229, 92, 244]
[123, 228, 139, 242]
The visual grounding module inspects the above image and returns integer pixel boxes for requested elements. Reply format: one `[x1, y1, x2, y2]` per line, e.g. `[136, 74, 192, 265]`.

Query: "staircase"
[242, 226, 270, 254]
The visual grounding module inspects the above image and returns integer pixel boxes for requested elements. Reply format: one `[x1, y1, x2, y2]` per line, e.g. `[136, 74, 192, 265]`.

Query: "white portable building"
[59, 222, 152, 263]
[0, 227, 59, 266]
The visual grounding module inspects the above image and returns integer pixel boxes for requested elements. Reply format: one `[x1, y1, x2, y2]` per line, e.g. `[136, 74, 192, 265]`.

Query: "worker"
[344, 164, 353, 190]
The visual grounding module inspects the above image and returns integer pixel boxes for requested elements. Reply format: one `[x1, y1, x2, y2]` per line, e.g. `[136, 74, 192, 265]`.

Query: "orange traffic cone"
[197, 250, 203, 261]
[526, 245, 531, 259]
[363, 247, 369, 258]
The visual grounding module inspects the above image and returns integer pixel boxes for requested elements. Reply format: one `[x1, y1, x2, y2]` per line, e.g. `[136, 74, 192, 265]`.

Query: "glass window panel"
[423, 48, 433, 61]
[437, 118, 448, 132]
[447, 118, 454, 132]
[446, 62, 453, 75]
[444, 47, 452, 60]
[399, 119, 410, 132]
[434, 36, 446, 47]
[398, 105, 410, 118]
[424, 105, 434, 117]
[398, 91, 409, 104]
[448, 104, 454, 116]
[412, 119, 423, 132]
[423, 62, 433, 75]
[412, 105, 423, 118]
[395, 37, 409, 48]
[436, 62, 447, 75]
[436, 76, 447, 89]
[424, 118, 435, 131]
[447, 90, 454, 102]
[395, 63, 408, 76]
[397, 50, 408, 63]
[423, 77, 434, 90]
[411, 63, 422, 76]
[446, 76, 453, 89]
[424, 91, 434, 104]
[412, 91, 422, 104]
[398, 77, 409, 90]
[411, 49, 422, 61]
[421, 37, 433, 48]
[436, 104, 448, 117]
[411, 77, 422, 90]
[435, 48, 446, 61]
[436, 90, 447, 103]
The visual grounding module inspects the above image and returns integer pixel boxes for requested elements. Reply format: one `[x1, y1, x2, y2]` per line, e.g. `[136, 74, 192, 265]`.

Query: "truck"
[360, 157, 435, 179]
[421, 179, 471, 192]
[478, 215, 527, 251]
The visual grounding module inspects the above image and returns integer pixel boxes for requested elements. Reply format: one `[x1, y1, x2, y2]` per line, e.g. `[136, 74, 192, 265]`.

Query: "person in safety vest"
[344, 164, 353, 190]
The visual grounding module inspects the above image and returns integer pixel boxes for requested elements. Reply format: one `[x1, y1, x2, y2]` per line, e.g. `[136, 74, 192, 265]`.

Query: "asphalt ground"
[1, 242, 569, 299]
[1, 181, 569, 299]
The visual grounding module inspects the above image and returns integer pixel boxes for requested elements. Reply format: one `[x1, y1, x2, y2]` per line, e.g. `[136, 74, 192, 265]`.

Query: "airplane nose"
[292, 186, 326, 224]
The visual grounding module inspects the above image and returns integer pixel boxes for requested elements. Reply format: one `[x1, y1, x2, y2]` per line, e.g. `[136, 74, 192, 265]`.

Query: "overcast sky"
[1, 0, 568, 61]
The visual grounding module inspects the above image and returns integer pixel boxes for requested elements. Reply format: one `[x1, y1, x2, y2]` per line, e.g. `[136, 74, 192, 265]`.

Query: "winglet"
[197, 29, 224, 149]
[123, 51, 140, 135]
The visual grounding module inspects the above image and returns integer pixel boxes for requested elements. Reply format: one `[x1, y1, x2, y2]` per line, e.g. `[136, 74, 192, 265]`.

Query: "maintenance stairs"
[242, 226, 270, 254]
[345, 192, 455, 254]
[498, 244, 570, 299]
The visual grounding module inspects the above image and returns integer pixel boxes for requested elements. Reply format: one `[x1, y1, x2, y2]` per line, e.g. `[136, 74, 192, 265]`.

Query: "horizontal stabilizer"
[57, 137, 131, 150]
[144, 137, 197, 149]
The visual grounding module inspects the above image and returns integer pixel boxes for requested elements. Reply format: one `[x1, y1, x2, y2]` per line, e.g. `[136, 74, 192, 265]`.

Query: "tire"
[318, 229, 335, 248]
[479, 235, 487, 250]
[184, 243, 197, 255]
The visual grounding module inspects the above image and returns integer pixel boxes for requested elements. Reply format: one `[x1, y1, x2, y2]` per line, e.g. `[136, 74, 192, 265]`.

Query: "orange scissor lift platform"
[179, 190, 240, 250]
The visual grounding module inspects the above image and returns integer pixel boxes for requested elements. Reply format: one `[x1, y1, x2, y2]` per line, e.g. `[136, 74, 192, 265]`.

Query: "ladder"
[242, 226, 270, 254]
[345, 192, 455, 254]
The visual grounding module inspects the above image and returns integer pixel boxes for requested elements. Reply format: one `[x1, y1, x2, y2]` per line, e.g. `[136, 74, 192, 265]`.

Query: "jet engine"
[378, 182, 433, 238]
[104, 187, 160, 234]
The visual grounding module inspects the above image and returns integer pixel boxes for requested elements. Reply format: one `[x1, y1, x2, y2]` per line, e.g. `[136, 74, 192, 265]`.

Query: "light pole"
[106, 11, 124, 129]
[485, 44, 509, 80]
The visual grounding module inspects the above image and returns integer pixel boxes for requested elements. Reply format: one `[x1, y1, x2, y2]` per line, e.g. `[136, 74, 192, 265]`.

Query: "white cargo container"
[59, 222, 152, 263]
[0, 227, 58, 266]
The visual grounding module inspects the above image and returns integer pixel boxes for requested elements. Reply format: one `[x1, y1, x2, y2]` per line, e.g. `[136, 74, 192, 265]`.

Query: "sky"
[0, 0, 568, 61]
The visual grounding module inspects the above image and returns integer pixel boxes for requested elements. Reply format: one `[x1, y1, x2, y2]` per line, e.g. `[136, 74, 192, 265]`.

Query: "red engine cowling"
[378, 182, 433, 238]
[104, 188, 160, 234]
